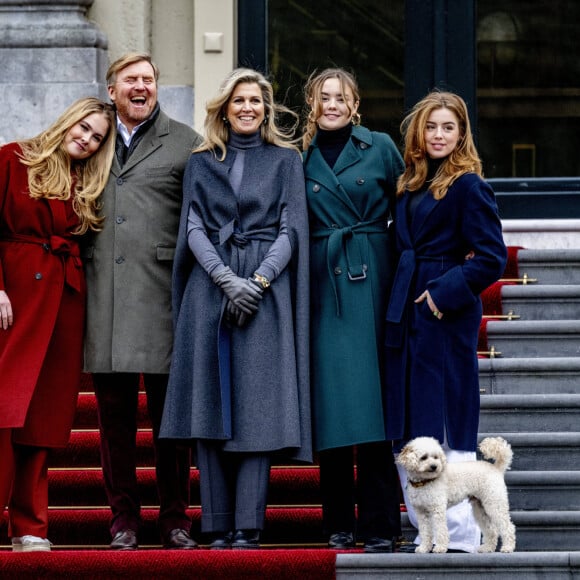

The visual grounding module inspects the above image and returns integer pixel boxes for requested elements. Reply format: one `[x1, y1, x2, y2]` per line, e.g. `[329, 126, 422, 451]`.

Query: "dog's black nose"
[429, 464, 437, 471]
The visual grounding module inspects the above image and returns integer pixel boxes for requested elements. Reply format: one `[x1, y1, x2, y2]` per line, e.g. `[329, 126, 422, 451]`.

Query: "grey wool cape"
[160, 142, 312, 463]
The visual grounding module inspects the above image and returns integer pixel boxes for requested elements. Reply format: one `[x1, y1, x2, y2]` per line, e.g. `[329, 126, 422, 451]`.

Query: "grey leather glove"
[225, 300, 250, 327]
[211, 266, 262, 314]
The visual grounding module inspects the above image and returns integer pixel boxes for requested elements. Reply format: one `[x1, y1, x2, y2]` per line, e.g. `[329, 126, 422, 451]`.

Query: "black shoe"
[208, 531, 234, 550]
[396, 540, 418, 553]
[232, 529, 260, 549]
[163, 528, 198, 550]
[110, 529, 138, 551]
[328, 531, 355, 549]
[364, 536, 395, 553]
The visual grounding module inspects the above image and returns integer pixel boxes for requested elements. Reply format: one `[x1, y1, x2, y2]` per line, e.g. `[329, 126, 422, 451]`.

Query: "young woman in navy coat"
[384, 91, 507, 552]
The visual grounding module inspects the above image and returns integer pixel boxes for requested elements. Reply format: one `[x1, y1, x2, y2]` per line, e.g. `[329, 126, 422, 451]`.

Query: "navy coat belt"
[385, 250, 462, 347]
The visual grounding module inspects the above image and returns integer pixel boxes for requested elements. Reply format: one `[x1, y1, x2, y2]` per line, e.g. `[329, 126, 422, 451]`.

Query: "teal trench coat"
[304, 125, 404, 451]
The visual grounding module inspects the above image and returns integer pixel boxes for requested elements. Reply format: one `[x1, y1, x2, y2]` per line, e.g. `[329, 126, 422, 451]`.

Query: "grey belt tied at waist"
[209, 219, 278, 274]
[312, 218, 388, 316]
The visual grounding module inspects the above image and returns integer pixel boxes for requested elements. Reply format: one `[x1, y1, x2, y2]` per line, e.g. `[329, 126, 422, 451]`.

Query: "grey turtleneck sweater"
[186, 130, 292, 281]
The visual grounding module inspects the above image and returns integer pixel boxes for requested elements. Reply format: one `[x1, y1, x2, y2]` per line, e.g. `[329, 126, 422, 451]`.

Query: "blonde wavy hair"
[197, 68, 299, 161]
[397, 90, 482, 199]
[301, 68, 361, 151]
[18, 97, 116, 234]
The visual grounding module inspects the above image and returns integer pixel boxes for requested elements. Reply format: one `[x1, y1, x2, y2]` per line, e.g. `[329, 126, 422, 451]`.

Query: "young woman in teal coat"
[385, 91, 507, 552]
[302, 68, 403, 552]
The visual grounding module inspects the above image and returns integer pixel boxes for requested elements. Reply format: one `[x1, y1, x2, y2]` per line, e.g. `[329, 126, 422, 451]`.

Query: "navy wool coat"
[384, 173, 507, 452]
[160, 143, 312, 463]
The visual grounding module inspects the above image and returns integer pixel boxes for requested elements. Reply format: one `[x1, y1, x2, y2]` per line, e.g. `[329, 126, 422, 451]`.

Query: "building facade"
[0, 0, 578, 179]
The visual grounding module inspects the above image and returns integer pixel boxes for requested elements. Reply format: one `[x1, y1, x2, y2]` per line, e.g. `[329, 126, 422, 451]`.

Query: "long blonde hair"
[397, 90, 481, 199]
[18, 97, 116, 234]
[301, 68, 361, 151]
[197, 68, 299, 161]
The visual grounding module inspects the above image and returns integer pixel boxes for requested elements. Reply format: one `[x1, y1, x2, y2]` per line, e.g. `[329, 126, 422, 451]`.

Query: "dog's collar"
[408, 478, 435, 488]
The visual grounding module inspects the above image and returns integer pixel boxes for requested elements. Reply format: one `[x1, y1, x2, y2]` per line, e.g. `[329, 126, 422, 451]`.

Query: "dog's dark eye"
[420, 454, 428, 461]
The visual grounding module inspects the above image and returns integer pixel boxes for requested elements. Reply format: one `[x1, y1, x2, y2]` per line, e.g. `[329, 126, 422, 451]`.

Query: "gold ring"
[433, 310, 439, 317]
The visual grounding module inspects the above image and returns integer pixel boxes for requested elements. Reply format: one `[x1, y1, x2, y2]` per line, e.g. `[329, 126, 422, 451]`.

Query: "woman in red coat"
[0, 97, 115, 552]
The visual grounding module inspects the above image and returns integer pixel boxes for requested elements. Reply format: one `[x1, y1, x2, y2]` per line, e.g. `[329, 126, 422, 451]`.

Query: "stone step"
[336, 552, 580, 579]
[509, 510, 580, 552]
[506, 471, 580, 511]
[486, 320, 580, 358]
[478, 432, 580, 471]
[517, 248, 580, 285]
[479, 394, 580, 432]
[479, 357, 580, 395]
[500, 284, 580, 320]
[400, 510, 580, 553]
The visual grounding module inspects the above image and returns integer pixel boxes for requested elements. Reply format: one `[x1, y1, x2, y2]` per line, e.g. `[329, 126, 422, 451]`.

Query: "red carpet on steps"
[0, 246, 524, 576]
[0, 550, 337, 580]
[477, 245, 524, 354]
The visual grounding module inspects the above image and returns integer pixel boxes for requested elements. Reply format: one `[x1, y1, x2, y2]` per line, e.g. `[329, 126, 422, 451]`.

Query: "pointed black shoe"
[396, 540, 418, 553]
[163, 528, 198, 550]
[328, 531, 355, 549]
[110, 529, 138, 550]
[208, 531, 234, 550]
[232, 529, 260, 549]
[363, 536, 395, 553]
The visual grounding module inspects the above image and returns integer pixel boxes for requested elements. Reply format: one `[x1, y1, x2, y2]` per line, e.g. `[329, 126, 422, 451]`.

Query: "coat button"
[42, 243, 49, 251]
[356, 177, 365, 185]
[360, 143, 368, 149]
[312, 184, 320, 192]
[334, 267, 342, 275]
[115, 256, 125, 264]
[34, 272, 43, 280]
[116, 177, 124, 185]
[115, 216, 125, 224]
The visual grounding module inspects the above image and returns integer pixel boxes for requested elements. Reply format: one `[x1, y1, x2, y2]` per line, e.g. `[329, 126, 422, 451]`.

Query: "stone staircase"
[478, 248, 580, 554]
[337, 248, 580, 578]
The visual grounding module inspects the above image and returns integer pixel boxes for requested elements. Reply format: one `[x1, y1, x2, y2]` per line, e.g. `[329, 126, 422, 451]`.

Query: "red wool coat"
[0, 142, 85, 447]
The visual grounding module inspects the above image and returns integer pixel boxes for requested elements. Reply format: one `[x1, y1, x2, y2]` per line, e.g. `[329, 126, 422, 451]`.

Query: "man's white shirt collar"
[117, 116, 148, 147]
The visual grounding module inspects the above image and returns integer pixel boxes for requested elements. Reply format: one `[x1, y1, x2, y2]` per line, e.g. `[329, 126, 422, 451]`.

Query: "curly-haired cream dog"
[396, 436, 516, 554]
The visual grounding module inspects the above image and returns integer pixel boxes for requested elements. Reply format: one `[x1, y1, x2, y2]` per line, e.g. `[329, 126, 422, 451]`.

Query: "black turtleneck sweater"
[316, 124, 352, 168]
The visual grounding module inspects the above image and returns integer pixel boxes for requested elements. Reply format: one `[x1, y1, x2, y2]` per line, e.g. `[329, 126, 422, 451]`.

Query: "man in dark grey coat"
[83, 53, 202, 551]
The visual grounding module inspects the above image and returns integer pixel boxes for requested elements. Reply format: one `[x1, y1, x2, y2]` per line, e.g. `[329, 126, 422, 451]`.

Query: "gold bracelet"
[252, 273, 270, 289]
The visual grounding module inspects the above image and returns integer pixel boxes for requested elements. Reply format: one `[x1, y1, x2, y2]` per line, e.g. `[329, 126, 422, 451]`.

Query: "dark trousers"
[196, 440, 270, 533]
[93, 373, 191, 538]
[319, 441, 401, 541]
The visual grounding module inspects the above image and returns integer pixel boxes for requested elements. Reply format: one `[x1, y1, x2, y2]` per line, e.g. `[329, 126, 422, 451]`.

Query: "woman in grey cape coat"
[160, 68, 311, 550]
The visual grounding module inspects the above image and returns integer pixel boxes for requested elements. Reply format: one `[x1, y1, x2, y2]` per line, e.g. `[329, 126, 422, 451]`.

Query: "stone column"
[0, 0, 108, 142]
